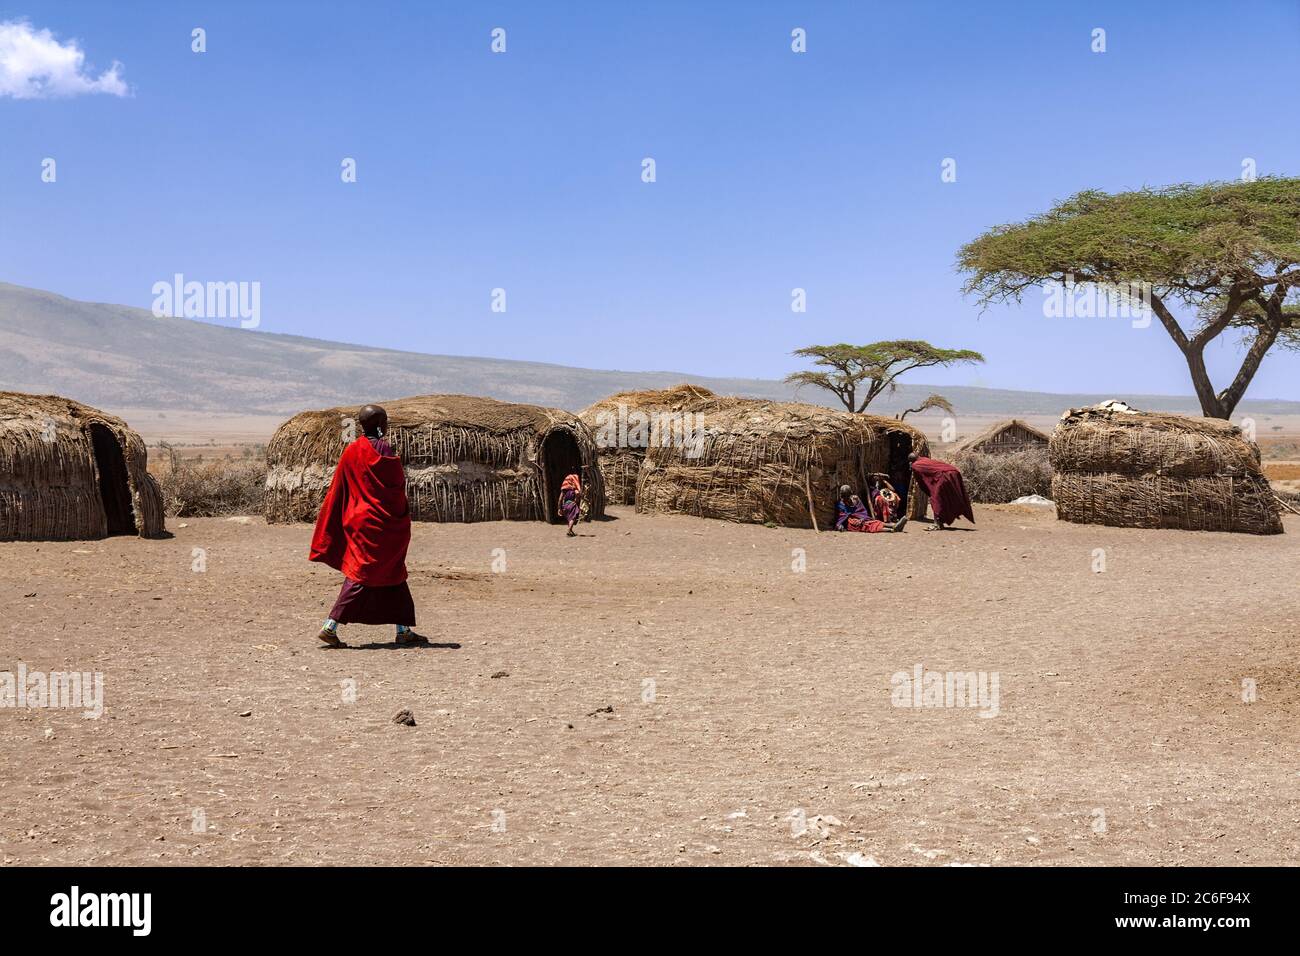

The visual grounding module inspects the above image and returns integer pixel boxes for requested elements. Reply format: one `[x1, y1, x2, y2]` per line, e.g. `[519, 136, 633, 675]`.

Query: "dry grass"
[954, 449, 1053, 504]
[1259, 437, 1300, 461]
[156, 443, 266, 517]
[1264, 463, 1300, 481]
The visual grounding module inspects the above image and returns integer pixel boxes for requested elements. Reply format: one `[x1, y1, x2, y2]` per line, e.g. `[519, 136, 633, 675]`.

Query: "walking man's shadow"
[324, 635, 462, 651]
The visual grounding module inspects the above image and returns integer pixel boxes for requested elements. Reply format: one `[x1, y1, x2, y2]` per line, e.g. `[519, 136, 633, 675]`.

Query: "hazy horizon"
[6, 280, 1300, 419]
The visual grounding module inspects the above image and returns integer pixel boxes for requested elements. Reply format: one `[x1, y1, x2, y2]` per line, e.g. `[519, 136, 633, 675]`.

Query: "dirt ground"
[2, 506, 1297, 867]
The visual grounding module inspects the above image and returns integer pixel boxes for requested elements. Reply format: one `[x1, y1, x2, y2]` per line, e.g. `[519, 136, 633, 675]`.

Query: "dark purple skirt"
[329, 578, 416, 626]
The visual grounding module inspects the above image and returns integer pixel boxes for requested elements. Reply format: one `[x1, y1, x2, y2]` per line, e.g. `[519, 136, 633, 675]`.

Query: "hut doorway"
[89, 424, 137, 536]
[540, 429, 583, 523]
[886, 431, 914, 514]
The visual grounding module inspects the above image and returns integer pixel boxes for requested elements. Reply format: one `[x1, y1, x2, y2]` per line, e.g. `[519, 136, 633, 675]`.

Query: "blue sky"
[2, 0, 1298, 400]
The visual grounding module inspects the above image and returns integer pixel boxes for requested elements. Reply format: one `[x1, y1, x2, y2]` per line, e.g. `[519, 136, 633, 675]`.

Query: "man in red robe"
[909, 452, 975, 531]
[309, 404, 422, 646]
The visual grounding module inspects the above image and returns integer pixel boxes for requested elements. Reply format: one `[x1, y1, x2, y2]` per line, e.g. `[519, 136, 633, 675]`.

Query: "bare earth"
[2, 506, 1297, 867]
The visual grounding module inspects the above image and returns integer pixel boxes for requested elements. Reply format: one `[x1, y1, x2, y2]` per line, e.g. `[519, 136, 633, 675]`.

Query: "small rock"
[392, 709, 416, 726]
[587, 705, 614, 716]
[490, 671, 509, 679]
[238, 710, 252, 718]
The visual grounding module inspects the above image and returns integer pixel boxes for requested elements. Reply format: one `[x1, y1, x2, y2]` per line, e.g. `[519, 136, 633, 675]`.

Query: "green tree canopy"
[957, 177, 1300, 419]
[785, 340, 985, 414]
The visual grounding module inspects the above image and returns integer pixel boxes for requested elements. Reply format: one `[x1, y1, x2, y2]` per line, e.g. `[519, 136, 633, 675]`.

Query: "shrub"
[156, 444, 266, 517]
[953, 449, 1053, 504]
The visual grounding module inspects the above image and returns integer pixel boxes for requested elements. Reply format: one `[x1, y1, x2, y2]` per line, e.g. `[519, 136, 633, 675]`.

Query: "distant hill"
[3, 281, 1299, 418]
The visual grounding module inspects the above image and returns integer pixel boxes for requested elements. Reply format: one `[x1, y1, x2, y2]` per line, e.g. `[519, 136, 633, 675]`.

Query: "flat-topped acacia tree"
[784, 341, 984, 416]
[958, 177, 1300, 420]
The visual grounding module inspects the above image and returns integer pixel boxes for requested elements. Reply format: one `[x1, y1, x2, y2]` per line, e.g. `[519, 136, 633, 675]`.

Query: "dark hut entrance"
[89, 424, 137, 536]
[540, 429, 583, 523]
[886, 431, 914, 515]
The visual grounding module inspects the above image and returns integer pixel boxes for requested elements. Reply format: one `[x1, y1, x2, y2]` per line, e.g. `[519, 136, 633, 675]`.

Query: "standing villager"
[834, 485, 907, 533]
[908, 453, 975, 530]
[558, 472, 583, 537]
[309, 404, 422, 646]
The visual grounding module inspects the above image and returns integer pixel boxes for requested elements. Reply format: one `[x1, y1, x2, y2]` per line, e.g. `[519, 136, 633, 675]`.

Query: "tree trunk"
[1181, 344, 1231, 419]
[1217, 318, 1282, 419]
[1155, 290, 1282, 421]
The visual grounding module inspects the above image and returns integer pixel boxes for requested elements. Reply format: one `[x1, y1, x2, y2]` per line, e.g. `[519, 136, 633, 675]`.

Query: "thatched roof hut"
[265, 394, 605, 524]
[0, 391, 165, 541]
[1050, 404, 1283, 535]
[634, 397, 930, 528]
[579, 384, 716, 505]
[954, 419, 1049, 457]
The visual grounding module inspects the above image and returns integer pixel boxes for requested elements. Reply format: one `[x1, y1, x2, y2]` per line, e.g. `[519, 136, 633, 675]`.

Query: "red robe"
[910, 457, 975, 526]
[309, 437, 411, 587]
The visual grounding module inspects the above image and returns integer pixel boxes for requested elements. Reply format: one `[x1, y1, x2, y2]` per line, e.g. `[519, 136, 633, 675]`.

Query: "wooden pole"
[804, 470, 820, 532]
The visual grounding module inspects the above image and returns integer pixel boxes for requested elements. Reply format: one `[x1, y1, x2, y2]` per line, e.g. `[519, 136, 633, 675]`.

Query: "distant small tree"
[785, 341, 985, 414]
[958, 177, 1300, 420]
[897, 393, 954, 421]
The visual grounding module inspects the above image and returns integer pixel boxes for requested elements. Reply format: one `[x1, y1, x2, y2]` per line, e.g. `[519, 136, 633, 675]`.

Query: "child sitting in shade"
[871, 477, 902, 523]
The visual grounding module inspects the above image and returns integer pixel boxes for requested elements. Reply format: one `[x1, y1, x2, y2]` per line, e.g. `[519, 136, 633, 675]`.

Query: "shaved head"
[358, 404, 388, 437]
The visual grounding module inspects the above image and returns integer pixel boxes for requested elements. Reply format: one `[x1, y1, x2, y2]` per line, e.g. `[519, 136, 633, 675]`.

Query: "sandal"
[317, 628, 343, 647]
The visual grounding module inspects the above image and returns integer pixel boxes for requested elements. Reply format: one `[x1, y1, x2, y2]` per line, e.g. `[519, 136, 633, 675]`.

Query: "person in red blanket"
[309, 404, 423, 647]
[834, 485, 908, 533]
[871, 477, 901, 523]
[908, 452, 975, 531]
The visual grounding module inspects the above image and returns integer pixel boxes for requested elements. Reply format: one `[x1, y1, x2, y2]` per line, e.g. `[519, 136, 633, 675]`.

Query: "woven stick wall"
[264, 393, 605, 524]
[1050, 405, 1283, 535]
[579, 384, 716, 505]
[0, 391, 165, 541]
[634, 397, 929, 528]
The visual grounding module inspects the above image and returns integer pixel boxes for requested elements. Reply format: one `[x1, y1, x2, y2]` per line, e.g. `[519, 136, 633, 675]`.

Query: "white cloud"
[0, 19, 128, 99]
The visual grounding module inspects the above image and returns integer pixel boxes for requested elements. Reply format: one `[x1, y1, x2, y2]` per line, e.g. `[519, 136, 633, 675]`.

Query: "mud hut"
[0, 391, 165, 541]
[954, 419, 1049, 456]
[264, 394, 605, 524]
[579, 384, 716, 505]
[634, 397, 930, 528]
[1050, 403, 1283, 535]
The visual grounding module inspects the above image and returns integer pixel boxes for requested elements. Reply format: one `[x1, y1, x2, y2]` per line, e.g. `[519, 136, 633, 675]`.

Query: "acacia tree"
[958, 178, 1300, 420]
[784, 340, 984, 414]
